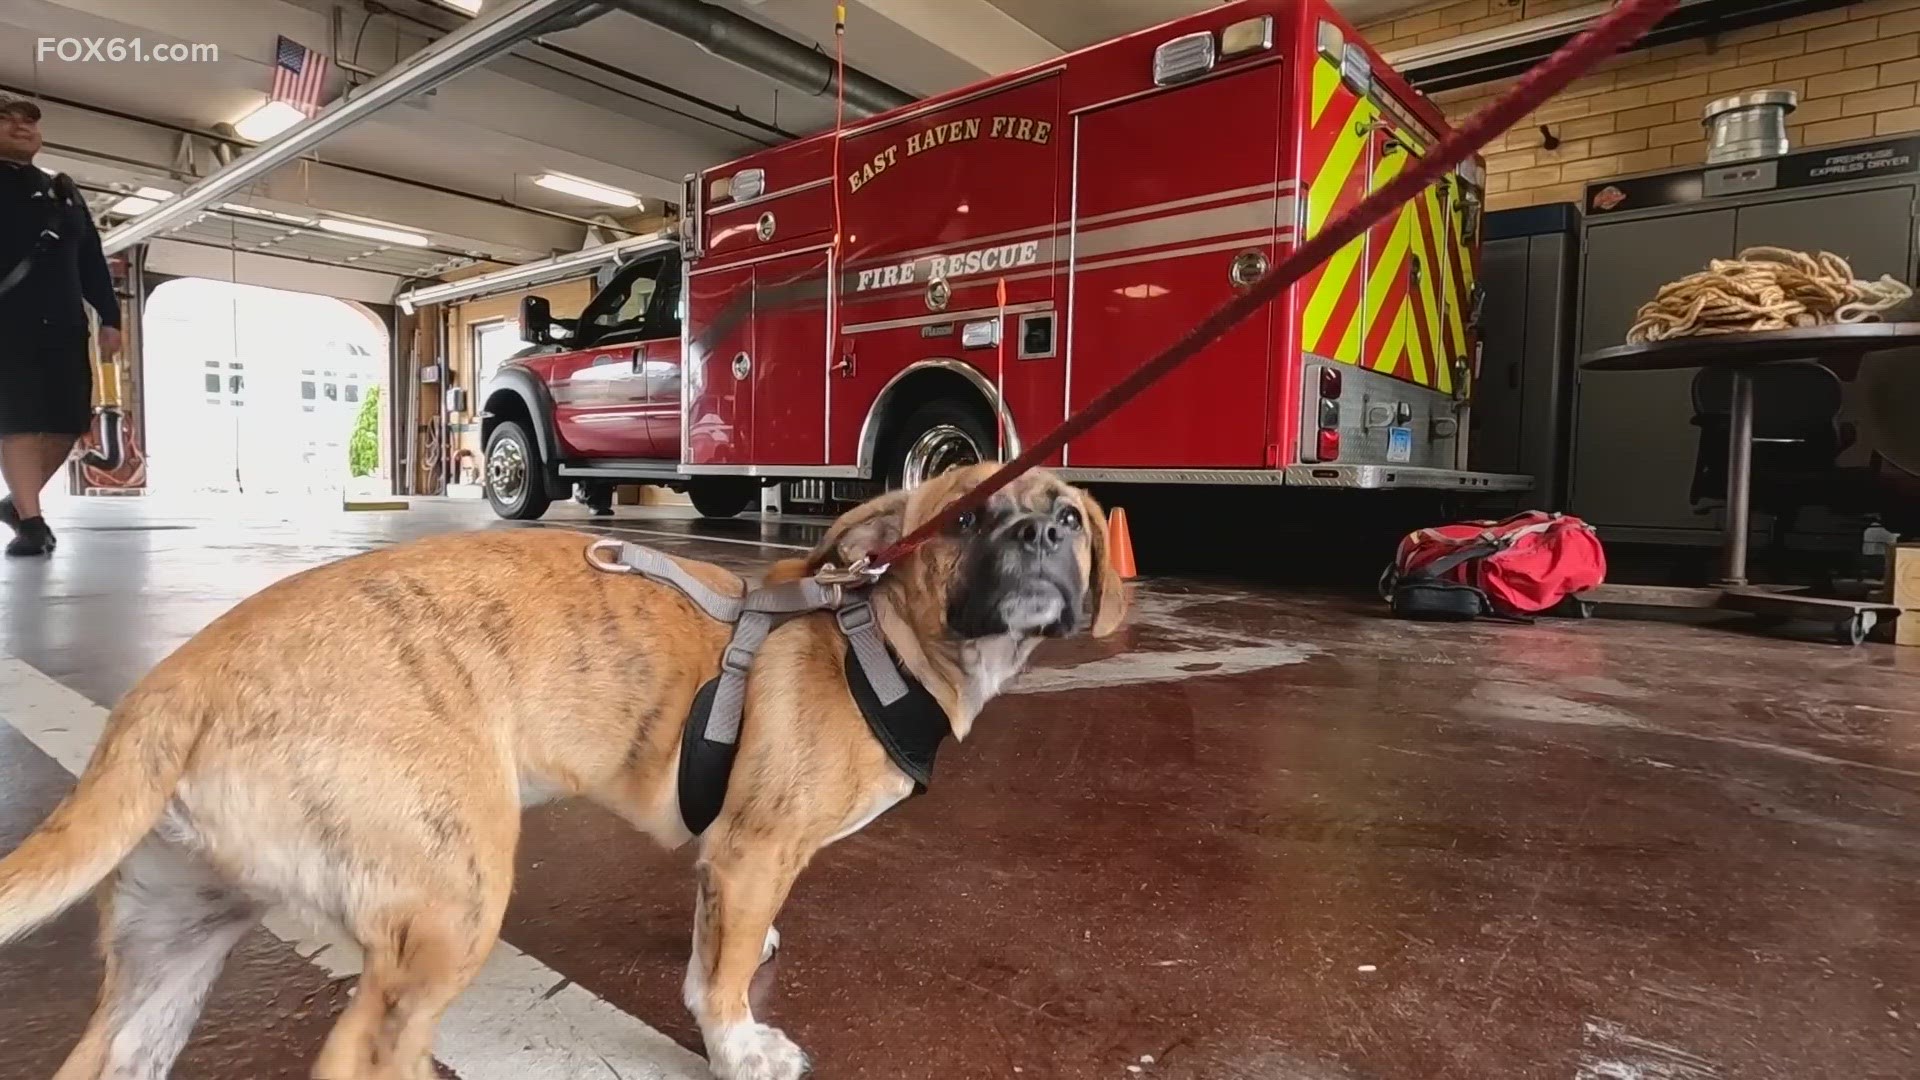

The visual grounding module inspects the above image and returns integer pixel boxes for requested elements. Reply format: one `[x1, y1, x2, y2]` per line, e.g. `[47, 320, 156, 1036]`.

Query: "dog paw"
[709, 1022, 810, 1080]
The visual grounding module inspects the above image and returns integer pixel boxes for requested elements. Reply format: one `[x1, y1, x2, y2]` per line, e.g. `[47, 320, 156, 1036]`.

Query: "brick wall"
[1361, 0, 1920, 210]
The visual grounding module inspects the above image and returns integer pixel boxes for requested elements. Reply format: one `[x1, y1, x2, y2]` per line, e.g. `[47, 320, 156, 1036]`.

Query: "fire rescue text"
[845, 114, 1052, 193]
[853, 240, 1043, 292]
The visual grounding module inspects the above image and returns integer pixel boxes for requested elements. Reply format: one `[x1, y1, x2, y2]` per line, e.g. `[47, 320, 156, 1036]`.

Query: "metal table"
[1579, 323, 1920, 645]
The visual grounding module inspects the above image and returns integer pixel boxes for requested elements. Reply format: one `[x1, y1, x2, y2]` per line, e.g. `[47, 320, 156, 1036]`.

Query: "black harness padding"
[673, 647, 951, 836]
[596, 535, 951, 838]
[675, 675, 734, 836]
[845, 644, 948, 793]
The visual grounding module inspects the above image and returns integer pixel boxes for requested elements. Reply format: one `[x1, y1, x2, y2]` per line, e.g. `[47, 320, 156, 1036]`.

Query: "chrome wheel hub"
[488, 438, 527, 504]
[901, 424, 981, 489]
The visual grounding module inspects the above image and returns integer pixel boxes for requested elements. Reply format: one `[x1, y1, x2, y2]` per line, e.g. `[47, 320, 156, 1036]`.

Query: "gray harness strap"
[603, 540, 908, 747]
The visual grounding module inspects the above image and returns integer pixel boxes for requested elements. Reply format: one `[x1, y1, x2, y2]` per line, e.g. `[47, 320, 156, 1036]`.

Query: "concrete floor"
[3, 494, 1919, 1079]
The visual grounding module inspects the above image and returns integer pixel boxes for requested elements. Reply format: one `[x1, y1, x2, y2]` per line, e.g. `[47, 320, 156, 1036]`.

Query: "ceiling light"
[439, 0, 484, 11]
[108, 186, 174, 216]
[233, 100, 305, 141]
[534, 172, 642, 208]
[318, 217, 431, 246]
[219, 202, 318, 225]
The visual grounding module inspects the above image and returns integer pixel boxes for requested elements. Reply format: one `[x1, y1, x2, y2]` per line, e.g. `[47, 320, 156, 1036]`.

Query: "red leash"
[863, 0, 1678, 572]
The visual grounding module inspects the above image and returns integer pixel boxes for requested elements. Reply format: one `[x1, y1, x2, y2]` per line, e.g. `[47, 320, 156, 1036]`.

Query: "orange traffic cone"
[1106, 507, 1138, 580]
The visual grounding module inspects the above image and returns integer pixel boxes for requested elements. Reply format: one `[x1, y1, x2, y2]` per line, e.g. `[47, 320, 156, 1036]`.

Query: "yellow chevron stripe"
[1303, 240, 1365, 359]
[1419, 189, 1450, 367]
[1337, 295, 1364, 363]
[1308, 98, 1370, 237]
[1311, 59, 1341, 127]
[1404, 293, 1430, 386]
[1374, 296, 1407, 374]
[1410, 212, 1443, 389]
[1362, 152, 1409, 331]
[1301, 91, 1370, 359]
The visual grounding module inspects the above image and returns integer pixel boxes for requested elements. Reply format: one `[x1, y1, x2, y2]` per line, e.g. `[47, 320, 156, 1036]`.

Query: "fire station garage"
[5, 0, 1920, 1077]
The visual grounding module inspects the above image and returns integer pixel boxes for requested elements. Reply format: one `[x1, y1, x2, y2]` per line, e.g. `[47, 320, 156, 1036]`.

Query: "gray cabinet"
[1571, 180, 1918, 537]
[1571, 209, 1736, 532]
[1474, 205, 1580, 509]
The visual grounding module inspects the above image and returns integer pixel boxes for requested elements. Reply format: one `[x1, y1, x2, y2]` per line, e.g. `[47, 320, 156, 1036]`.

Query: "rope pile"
[1626, 246, 1913, 345]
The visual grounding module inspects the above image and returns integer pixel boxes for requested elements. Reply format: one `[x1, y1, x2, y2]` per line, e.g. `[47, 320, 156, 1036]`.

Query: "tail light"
[1311, 364, 1342, 462]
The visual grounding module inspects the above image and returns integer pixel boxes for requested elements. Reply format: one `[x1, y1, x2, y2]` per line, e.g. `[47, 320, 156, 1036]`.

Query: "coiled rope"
[1625, 246, 1913, 345]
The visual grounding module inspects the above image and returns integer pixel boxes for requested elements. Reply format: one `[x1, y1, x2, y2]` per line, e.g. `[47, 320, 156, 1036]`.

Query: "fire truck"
[479, 0, 1529, 521]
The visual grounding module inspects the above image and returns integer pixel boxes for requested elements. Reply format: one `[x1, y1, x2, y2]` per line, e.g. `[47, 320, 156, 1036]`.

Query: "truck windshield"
[579, 256, 665, 345]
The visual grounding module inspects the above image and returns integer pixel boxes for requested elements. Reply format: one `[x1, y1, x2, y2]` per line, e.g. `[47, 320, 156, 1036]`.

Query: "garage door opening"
[144, 278, 389, 497]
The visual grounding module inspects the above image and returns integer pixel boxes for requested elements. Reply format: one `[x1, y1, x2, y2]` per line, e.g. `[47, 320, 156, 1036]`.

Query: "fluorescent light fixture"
[108, 186, 174, 216]
[233, 100, 305, 141]
[219, 202, 318, 225]
[534, 172, 642, 207]
[439, 0, 484, 12]
[318, 217, 431, 247]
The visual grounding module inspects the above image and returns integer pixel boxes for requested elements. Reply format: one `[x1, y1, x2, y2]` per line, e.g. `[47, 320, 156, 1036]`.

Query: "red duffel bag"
[1379, 511, 1606, 621]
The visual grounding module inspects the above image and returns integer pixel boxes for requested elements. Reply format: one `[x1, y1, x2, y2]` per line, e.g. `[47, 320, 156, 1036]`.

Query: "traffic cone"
[1106, 507, 1137, 580]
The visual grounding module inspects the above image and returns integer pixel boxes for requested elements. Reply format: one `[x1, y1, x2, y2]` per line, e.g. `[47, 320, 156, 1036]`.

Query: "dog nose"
[1010, 514, 1062, 552]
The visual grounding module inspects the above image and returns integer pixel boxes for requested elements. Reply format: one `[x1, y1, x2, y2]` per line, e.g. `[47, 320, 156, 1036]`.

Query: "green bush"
[348, 384, 381, 478]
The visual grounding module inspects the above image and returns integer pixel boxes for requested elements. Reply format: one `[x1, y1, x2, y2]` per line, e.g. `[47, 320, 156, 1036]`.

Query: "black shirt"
[0, 160, 120, 338]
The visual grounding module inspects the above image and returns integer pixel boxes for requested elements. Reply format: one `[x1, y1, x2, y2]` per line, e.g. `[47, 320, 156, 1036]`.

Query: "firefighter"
[0, 95, 121, 557]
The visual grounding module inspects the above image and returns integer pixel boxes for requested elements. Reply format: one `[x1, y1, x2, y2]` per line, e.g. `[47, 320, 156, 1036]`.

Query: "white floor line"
[0, 657, 709, 1080]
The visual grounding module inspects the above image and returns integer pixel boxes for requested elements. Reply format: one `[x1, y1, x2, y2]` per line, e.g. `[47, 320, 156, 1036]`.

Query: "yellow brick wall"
[1362, 0, 1920, 210]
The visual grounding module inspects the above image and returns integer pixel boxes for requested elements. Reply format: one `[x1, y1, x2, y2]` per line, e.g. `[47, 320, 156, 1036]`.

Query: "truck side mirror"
[521, 295, 554, 344]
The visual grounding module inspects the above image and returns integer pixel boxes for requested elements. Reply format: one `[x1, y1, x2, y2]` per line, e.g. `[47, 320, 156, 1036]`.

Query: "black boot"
[6, 516, 53, 557]
[0, 495, 18, 534]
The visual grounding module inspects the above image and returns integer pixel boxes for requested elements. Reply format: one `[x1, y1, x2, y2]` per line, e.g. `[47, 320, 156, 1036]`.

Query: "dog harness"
[585, 540, 950, 836]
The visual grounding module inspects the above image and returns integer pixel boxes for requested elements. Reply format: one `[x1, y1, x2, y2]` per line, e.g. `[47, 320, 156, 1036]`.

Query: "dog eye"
[1057, 506, 1083, 530]
[954, 510, 977, 533]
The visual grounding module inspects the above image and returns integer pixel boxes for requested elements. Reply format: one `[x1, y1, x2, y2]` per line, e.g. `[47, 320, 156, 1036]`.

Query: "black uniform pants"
[0, 329, 93, 438]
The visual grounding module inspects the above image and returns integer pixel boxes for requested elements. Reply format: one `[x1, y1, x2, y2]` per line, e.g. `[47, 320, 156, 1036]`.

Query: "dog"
[0, 463, 1127, 1080]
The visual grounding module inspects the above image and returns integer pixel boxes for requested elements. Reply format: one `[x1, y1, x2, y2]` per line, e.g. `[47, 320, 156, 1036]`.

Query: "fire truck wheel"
[687, 479, 758, 519]
[484, 421, 553, 521]
[886, 400, 994, 490]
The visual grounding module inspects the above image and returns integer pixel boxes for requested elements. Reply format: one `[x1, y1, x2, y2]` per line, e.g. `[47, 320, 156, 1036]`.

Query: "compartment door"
[1064, 63, 1285, 468]
[748, 249, 832, 465]
[686, 264, 756, 466]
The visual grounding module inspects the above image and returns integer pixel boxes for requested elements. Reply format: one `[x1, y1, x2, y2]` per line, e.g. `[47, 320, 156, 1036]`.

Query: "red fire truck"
[479, 0, 1528, 521]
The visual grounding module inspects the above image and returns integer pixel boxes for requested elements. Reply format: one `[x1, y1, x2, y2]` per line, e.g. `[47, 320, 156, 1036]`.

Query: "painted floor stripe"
[0, 657, 709, 1080]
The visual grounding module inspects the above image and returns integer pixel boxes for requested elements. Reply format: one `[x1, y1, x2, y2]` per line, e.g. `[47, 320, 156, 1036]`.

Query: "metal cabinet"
[1572, 209, 1736, 532]
[1474, 204, 1580, 509]
[1570, 136, 1920, 541]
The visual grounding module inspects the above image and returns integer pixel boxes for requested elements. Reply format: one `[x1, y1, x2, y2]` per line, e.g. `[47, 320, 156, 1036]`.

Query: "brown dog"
[0, 464, 1126, 1080]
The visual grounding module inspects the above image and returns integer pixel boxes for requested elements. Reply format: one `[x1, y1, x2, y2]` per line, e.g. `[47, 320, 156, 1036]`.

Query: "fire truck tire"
[687, 479, 758, 519]
[884, 399, 995, 490]
[484, 421, 553, 521]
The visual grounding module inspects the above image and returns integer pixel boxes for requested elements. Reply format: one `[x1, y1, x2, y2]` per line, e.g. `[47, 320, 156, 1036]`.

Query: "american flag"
[271, 36, 330, 117]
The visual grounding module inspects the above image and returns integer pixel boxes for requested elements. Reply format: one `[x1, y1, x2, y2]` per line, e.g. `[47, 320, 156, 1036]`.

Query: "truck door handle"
[834, 352, 855, 378]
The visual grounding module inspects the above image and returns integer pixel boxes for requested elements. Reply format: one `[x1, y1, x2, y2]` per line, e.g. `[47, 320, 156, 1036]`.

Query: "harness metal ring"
[584, 538, 633, 574]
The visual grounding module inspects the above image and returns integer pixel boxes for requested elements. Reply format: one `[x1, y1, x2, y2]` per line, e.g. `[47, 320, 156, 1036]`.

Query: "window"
[471, 319, 524, 385]
[204, 374, 221, 393]
[301, 381, 316, 400]
[576, 255, 675, 346]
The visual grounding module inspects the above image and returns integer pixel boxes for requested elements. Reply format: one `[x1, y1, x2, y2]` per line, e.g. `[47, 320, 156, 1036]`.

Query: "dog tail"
[0, 687, 202, 944]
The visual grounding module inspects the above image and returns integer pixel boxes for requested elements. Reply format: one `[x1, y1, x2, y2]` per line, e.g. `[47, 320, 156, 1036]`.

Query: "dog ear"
[807, 488, 910, 571]
[1075, 488, 1128, 637]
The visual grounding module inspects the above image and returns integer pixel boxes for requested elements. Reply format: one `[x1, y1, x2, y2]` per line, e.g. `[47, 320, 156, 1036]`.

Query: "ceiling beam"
[99, 0, 601, 254]
[853, 0, 1060, 76]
